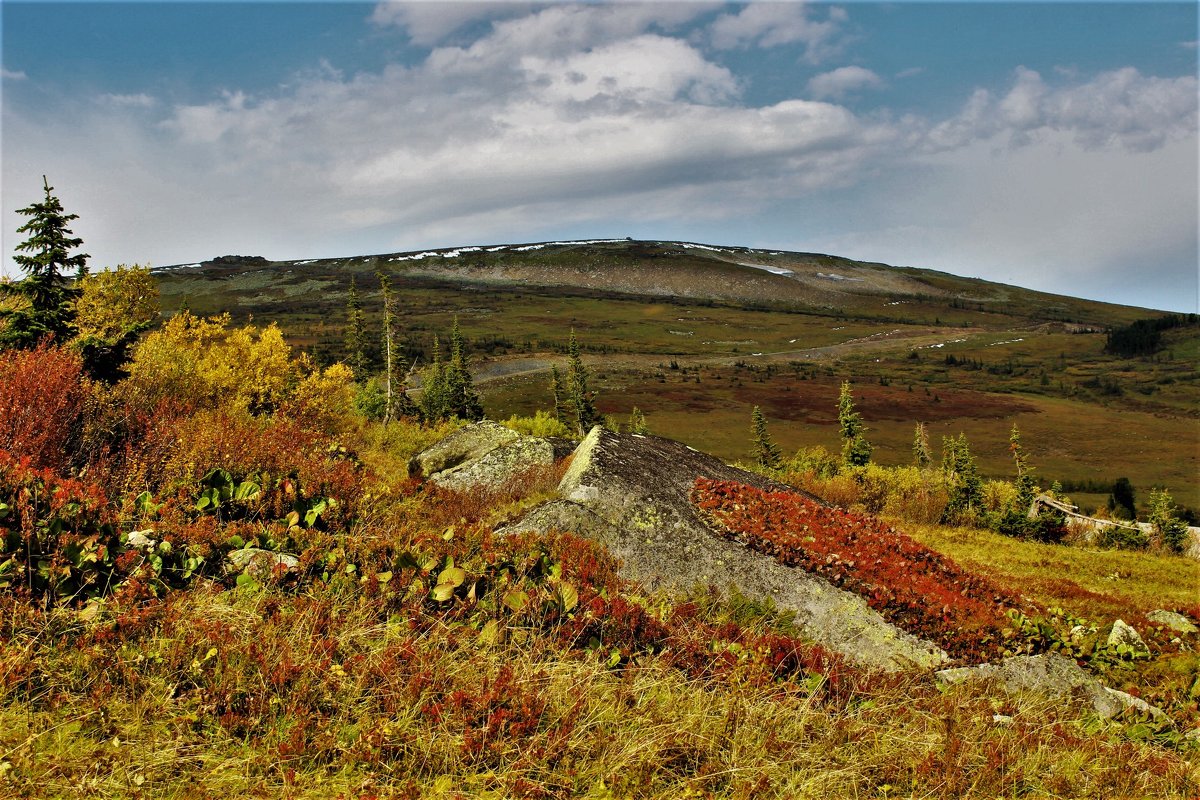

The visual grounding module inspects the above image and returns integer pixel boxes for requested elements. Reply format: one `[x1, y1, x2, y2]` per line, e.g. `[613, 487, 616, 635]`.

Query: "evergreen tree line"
[1104, 314, 1199, 357]
[344, 276, 482, 425]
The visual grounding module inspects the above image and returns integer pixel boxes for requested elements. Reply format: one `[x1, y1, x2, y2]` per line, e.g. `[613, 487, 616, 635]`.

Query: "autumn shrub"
[121, 312, 301, 414]
[279, 361, 357, 434]
[501, 410, 573, 439]
[0, 341, 89, 472]
[692, 478, 1033, 663]
[0, 451, 119, 604]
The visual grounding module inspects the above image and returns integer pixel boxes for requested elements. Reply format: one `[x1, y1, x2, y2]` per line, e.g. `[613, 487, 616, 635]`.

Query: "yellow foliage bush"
[982, 479, 1019, 515]
[122, 312, 300, 413]
[500, 410, 572, 439]
[281, 362, 357, 433]
[74, 264, 159, 341]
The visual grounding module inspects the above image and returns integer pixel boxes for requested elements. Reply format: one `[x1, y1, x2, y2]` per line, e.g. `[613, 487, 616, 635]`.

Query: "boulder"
[938, 653, 1167, 721]
[1146, 609, 1198, 635]
[1107, 618, 1148, 652]
[227, 547, 300, 582]
[507, 426, 949, 673]
[432, 436, 557, 492]
[408, 421, 519, 479]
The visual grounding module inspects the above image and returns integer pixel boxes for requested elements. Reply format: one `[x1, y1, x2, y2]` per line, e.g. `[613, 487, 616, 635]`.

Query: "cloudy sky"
[2, 1, 1197, 312]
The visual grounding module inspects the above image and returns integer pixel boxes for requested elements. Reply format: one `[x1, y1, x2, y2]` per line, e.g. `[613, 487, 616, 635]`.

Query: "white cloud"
[807, 66, 883, 100]
[2, 6, 1195, 313]
[98, 93, 157, 108]
[709, 2, 847, 62]
[1, 68, 27, 81]
[928, 66, 1199, 153]
[807, 132, 1198, 311]
[370, 1, 538, 45]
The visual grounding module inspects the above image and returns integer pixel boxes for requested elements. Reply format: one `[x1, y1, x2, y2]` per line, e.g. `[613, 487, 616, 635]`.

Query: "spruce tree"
[628, 406, 649, 435]
[549, 367, 567, 426]
[344, 276, 368, 380]
[2, 176, 89, 348]
[420, 335, 448, 422]
[566, 330, 600, 436]
[751, 406, 782, 469]
[444, 317, 483, 421]
[912, 422, 931, 468]
[837, 381, 872, 467]
[941, 433, 983, 522]
[1148, 488, 1189, 553]
[1008, 424, 1036, 510]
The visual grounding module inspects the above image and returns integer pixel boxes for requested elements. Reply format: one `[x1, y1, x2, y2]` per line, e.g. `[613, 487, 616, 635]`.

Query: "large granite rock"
[938, 652, 1167, 721]
[504, 427, 949, 672]
[408, 421, 519, 480]
[409, 422, 576, 492]
[432, 437, 557, 492]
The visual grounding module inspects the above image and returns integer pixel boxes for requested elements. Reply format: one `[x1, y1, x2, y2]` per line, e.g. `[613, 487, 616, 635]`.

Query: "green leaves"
[431, 565, 468, 603]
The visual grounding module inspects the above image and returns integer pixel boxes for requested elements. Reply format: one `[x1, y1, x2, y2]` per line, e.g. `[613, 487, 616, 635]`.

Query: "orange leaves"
[0, 341, 89, 472]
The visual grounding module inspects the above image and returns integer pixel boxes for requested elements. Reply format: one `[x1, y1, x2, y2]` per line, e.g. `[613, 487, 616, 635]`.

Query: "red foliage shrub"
[0, 450, 118, 603]
[692, 478, 1034, 663]
[0, 342, 89, 472]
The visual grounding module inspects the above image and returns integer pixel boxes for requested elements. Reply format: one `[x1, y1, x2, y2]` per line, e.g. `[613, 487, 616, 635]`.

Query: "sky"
[1, 1, 1197, 313]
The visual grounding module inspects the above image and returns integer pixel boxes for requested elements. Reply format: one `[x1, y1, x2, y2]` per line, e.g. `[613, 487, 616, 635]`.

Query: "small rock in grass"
[1146, 609, 1198, 635]
[1107, 618, 1148, 652]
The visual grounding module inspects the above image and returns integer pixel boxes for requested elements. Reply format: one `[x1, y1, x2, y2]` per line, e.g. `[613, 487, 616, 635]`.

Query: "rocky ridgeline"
[409, 422, 1195, 721]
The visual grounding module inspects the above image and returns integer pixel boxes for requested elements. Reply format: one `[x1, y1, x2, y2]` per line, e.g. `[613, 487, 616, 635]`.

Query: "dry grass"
[3, 586, 1196, 800]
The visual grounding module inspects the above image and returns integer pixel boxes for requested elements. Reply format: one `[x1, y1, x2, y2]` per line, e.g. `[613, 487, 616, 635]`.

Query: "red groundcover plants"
[691, 477, 1037, 664]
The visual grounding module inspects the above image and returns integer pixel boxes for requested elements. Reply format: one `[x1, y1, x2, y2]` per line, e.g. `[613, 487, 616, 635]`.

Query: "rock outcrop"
[502, 426, 949, 672]
[408, 421, 573, 491]
[408, 421, 519, 480]
[937, 653, 1167, 721]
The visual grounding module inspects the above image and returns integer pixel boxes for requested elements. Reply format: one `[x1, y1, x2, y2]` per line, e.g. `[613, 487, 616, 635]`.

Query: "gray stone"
[938, 652, 1167, 721]
[1146, 609, 1198, 634]
[1107, 618, 1148, 652]
[227, 548, 300, 581]
[408, 421, 519, 479]
[517, 426, 948, 672]
[126, 530, 156, 550]
[432, 437, 557, 492]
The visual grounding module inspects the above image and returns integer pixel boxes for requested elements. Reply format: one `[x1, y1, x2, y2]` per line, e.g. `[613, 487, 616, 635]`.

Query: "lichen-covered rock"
[937, 652, 1167, 721]
[1107, 618, 1148, 652]
[227, 548, 300, 582]
[1146, 609, 1198, 635]
[524, 426, 948, 672]
[432, 437, 557, 492]
[408, 421, 518, 480]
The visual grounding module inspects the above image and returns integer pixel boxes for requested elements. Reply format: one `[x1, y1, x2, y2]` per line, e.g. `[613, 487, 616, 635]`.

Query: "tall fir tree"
[1008, 424, 1036, 510]
[912, 422, 931, 468]
[1, 176, 89, 348]
[549, 366, 568, 426]
[344, 275, 368, 380]
[751, 406, 782, 470]
[837, 381, 872, 467]
[628, 406, 649, 435]
[941, 433, 983, 521]
[566, 329, 600, 436]
[444, 317, 483, 421]
[420, 335, 448, 422]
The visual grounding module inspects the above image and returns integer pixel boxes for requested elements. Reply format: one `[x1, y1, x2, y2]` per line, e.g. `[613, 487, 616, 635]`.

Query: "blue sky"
[2, 1, 1197, 312]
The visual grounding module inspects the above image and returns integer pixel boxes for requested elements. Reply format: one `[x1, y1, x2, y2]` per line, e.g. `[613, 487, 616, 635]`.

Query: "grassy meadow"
[2, 244, 1195, 798]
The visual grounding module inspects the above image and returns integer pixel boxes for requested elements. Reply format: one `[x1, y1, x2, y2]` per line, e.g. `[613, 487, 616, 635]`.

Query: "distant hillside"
[156, 239, 1155, 329]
